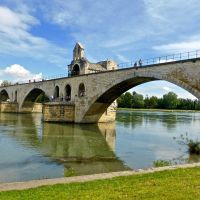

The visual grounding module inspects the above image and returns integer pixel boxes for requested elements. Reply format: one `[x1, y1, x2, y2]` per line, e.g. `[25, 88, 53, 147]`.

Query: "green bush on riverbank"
[176, 134, 200, 155]
[0, 167, 200, 200]
[153, 160, 171, 167]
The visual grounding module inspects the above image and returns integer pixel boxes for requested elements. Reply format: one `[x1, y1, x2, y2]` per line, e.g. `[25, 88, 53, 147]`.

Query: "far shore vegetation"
[117, 91, 200, 111]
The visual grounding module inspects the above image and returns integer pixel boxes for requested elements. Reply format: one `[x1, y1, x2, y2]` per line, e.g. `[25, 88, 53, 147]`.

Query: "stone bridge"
[0, 43, 200, 123]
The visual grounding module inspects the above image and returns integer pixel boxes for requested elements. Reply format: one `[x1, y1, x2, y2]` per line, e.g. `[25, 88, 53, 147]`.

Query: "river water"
[0, 110, 199, 183]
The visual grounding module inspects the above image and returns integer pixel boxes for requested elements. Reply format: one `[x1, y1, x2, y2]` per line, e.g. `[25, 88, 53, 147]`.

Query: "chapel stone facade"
[68, 42, 117, 76]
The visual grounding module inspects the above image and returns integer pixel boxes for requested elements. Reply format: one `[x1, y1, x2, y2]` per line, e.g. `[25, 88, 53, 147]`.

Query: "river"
[0, 110, 199, 183]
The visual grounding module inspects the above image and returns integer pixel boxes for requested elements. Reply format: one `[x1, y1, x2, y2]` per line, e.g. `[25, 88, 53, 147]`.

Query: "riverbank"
[0, 163, 200, 199]
[117, 108, 200, 112]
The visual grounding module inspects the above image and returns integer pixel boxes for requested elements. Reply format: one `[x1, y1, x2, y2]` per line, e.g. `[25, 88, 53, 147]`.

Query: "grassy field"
[0, 167, 200, 200]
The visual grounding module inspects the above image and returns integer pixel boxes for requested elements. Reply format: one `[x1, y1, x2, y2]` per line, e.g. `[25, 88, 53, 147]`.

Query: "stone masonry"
[0, 43, 200, 123]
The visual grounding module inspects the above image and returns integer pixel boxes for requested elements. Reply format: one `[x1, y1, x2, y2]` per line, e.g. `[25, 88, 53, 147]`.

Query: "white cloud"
[154, 58, 174, 64]
[116, 54, 130, 62]
[144, 0, 200, 26]
[161, 58, 174, 63]
[163, 86, 171, 92]
[0, 6, 66, 67]
[131, 81, 197, 100]
[2, 0, 200, 65]
[39, 0, 151, 50]
[145, 0, 200, 54]
[153, 40, 200, 53]
[0, 6, 39, 32]
[0, 64, 42, 82]
[34, 0, 200, 64]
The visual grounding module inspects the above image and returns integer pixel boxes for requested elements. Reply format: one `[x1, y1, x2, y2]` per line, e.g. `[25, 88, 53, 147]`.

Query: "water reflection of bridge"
[0, 113, 128, 177]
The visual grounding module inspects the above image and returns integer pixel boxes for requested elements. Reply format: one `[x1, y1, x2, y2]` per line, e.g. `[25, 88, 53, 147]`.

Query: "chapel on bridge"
[68, 42, 117, 76]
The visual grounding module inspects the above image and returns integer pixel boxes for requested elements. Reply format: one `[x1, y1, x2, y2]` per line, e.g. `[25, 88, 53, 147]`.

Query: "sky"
[0, 0, 200, 99]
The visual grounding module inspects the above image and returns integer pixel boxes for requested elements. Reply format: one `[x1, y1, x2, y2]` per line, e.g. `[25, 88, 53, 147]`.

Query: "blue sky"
[0, 0, 200, 99]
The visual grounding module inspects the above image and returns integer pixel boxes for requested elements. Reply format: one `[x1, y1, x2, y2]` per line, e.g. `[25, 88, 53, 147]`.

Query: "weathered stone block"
[0, 102, 18, 113]
[43, 103, 75, 122]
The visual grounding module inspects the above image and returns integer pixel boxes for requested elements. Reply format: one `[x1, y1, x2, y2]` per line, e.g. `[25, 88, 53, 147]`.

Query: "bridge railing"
[1, 50, 200, 87]
[42, 73, 68, 81]
[117, 50, 200, 69]
[8, 73, 68, 85]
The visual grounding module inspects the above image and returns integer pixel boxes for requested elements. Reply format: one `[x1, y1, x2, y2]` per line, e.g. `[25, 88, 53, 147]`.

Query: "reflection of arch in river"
[0, 113, 128, 176]
[0, 113, 42, 146]
[42, 122, 128, 176]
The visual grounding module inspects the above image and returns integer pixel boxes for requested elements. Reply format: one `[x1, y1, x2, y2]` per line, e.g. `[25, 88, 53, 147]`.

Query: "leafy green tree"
[162, 92, 179, 109]
[117, 94, 125, 108]
[177, 98, 195, 110]
[194, 100, 200, 110]
[144, 96, 158, 108]
[123, 92, 132, 108]
[36, 93, 49, 103]
[132, 92, 144, 108]
[156, 98, 164, 109]
[117, 92, 132, 108]
[149, 96, 159, 108]
[117, 90, 199, 111]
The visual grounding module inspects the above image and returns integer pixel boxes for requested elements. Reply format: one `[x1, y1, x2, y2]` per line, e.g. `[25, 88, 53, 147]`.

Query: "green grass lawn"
[0, 167, 200, 200]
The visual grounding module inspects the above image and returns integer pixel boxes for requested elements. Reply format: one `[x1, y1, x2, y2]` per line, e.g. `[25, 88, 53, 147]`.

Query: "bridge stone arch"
[72, 64, 80, 76]
[54, 86, 60, 99]
[0, 89, 10, 101]
[14, 90, 18, 102]
[65, 84, 71, 101]
[78, 83, 85, 97]
[79, 68, 200, 123]
[21, 88, 49, 112]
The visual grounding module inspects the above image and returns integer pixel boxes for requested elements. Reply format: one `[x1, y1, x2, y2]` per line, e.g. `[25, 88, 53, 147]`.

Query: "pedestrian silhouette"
[138, 59, 142, 67]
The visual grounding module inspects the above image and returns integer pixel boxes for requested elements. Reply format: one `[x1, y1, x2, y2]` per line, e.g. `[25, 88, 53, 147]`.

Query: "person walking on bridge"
[138, 59, 142, 67]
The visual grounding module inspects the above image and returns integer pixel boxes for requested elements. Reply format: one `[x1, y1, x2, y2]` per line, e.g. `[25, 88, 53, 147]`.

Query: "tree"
[144, 96, 158, 109]
[117, 92, 132, 108]
[132, 92, 144, 108]
[162, 92, 179, 109]
[177, 98, 195, 110]
[123, 92, 132, 108]
[117, 90, 198, 110]
[194, 100, 200, 110]
[0, 80, 12, 87]
[36, 93, 49, 103]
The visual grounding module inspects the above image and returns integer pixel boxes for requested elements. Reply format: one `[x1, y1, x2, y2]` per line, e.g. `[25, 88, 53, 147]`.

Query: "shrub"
[187, 140, 200, 155]
[176, 133, 200, 155]
[153, 160, 171, 167]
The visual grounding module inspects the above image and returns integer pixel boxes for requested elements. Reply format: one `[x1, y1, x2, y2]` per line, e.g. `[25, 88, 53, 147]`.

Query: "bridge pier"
[20, 102, 43, 113]
[42, 102, 116, 123]
[76, 102, 116, 123]
[0, 102, 18, 113]
[43, 102, 75, 122]
[0, 102, 43, 113]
